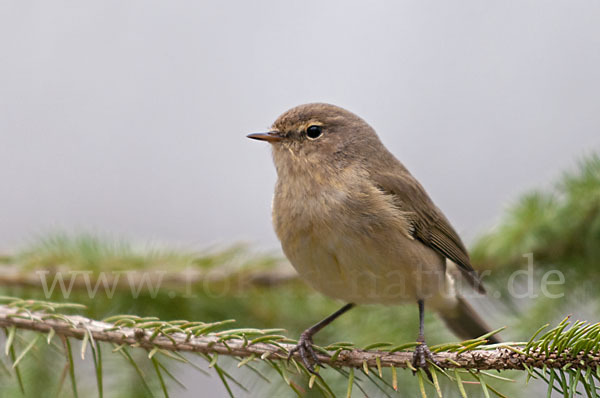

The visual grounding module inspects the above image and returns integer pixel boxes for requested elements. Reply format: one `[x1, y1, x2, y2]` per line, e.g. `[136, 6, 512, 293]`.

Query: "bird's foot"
[287, 330, 324, 374]
[412, 339, 440, 381]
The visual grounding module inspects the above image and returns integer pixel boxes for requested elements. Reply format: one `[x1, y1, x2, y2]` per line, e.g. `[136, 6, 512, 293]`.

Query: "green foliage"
[11, 232, 280, 273]
[522, 317, 600, 398]
[469, 153, 600, 337]
[472, 154, 600, 277]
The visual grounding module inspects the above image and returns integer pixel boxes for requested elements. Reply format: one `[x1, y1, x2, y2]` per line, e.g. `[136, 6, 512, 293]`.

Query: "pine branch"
[0, 303, 595, 372]
[0, 265, 297, 290]
[2, 298, 600, 397]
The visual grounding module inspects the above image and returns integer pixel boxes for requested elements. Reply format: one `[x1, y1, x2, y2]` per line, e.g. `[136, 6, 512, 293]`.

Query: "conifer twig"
[1, 304, 597, 372]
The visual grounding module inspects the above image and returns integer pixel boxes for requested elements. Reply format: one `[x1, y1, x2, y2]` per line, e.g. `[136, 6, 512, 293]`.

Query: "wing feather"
[372, 171, 485, 293]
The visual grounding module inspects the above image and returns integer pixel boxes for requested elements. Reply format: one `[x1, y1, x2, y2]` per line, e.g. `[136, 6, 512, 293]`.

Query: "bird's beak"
[246, 131, 283, 143]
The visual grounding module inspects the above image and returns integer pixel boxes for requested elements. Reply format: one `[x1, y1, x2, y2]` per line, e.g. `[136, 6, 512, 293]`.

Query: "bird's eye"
[306, 125, 323, 140]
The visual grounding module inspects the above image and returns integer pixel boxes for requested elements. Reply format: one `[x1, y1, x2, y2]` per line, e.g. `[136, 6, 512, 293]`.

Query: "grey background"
[0, 1, 599, 396]
[1, 1, 599, 253]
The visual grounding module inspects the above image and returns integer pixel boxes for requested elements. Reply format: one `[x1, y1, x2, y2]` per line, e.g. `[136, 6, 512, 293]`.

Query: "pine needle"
[12, 334, 40, 368]
[346, 367, 354, 398]
[151, 356, 170, 398]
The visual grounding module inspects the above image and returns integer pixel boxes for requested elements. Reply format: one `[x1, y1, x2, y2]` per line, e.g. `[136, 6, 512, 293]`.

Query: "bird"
[247, 103, 499, 375]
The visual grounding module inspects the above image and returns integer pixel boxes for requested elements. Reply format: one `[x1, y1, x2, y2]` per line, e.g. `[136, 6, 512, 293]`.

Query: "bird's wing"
[372, 171, 486, 293]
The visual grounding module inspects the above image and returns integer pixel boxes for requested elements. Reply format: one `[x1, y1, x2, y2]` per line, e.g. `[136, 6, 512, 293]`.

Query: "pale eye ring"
[306, 125, 323, 140]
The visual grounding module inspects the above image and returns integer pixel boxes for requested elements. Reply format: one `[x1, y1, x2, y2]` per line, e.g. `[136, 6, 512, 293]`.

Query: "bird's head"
[247, 103, 382, 174]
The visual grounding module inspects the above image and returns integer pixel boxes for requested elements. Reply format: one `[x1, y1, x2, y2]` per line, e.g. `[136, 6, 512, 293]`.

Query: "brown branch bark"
[0, 265, 298, 291]
[1, 305, 595, 371]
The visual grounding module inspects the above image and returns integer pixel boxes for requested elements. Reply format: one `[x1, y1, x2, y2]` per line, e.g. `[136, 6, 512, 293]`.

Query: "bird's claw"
[287, 332, 324, 374]
[412, 341, 440, 382]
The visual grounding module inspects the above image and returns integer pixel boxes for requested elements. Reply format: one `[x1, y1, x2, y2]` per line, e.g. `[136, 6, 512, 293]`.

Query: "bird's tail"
[437, 295, 501, 344]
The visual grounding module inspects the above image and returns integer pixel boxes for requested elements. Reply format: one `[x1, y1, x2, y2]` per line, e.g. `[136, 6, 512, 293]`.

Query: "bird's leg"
[412, 299, 440, 380]
[288, 303, 355, 374]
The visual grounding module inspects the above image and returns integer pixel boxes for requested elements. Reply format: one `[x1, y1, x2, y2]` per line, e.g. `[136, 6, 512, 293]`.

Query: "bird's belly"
[283, 228, 447, 305]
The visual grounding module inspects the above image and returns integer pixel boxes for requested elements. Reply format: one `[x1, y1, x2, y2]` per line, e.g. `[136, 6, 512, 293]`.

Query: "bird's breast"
[272, 173, 447, 304]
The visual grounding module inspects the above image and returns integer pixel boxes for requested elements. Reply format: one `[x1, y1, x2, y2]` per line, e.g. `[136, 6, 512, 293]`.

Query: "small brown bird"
[248, 103, 498, 374]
